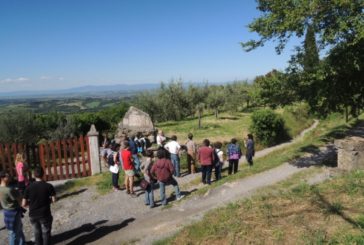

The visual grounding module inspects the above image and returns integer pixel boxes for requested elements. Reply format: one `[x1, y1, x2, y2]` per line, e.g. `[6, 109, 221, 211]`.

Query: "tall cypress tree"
[302, 24, 319, 72]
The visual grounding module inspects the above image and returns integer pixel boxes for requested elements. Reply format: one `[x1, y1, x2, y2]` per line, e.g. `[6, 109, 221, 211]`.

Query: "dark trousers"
[215, 163, 222, 180]
[201, 165, 212, 185]
[112, 172, 119, 188]
[228, 159, 239, 174]
[30, 216, 53, 245]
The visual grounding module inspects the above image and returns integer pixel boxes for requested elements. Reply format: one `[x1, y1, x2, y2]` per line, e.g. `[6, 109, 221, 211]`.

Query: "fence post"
[87, 124, 101, 175]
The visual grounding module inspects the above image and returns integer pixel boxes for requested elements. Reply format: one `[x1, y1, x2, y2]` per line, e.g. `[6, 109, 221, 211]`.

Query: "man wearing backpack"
[151, 149, 184, 205]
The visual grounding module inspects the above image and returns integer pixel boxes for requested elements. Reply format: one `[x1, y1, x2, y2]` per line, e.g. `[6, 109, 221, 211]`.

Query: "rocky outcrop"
[115, 106, 155, 144]
[335, 137, 364, 170]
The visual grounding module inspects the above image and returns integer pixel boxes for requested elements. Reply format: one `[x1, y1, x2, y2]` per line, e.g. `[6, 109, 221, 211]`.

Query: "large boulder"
[115, 106, 155, 144]
[335, 136, 364, 170]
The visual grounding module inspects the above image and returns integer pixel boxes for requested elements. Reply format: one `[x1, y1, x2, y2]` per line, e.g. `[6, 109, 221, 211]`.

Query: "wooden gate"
[0, 136, 91, 181]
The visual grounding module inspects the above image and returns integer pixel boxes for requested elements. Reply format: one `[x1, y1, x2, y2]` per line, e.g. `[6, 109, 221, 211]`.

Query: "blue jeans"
[30, 216, 53, 245]
[132, 154, 141, 173]
[158, 178, 181, 205]
[7, 212, 25, 245]
[201, 165, 212, 184]
[170, 154, 180, 177]
[144, 183, 155, 208]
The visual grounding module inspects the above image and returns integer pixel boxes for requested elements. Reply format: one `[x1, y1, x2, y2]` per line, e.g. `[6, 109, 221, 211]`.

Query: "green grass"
[157, 107, 313, 147]
[155, 114, 364, 245]
[85, 101, 101, 109]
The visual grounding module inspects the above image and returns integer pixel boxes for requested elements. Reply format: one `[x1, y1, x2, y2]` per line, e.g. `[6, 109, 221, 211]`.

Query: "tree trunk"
[198, 112, 202, 129]
[345, 105, 349, 122]
[215, 108, 218, 119]
[247, 99, 250, 108]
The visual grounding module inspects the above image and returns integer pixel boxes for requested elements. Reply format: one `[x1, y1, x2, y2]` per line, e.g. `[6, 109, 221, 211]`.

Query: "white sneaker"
[176, 195, 185, 201]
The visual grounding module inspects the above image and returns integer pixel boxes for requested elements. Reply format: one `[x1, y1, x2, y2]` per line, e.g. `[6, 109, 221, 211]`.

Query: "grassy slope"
[155, 113, 364, 244]
[157, 109, 313, 146]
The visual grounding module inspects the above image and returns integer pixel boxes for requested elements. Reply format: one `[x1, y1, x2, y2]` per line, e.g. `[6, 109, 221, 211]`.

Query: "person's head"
[158, 130, 164, 136]
[15, 153, 24, 163]
[137, 132, 142, 138]
[203, 139, 210, 147]
[214, 141, 222, 149]
[123, 140, 130, 149]
[248, 134, 254, 140]
[156, 149, 166, 159]
[129, 134, 136, 140]
[171, 135, 177, 141]
[110, 143, 118, 151]
[34, 167, 44, 179]
[188, 133, 193, 140]
[145, 150, 154, 158]
[231, 138, 237, 144]
[0, 171, 9, 185]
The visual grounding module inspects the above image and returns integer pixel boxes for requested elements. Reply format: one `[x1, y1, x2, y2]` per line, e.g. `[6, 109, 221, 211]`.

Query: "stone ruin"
[114, 106, 156, 144]
[335, 136, 364, 171]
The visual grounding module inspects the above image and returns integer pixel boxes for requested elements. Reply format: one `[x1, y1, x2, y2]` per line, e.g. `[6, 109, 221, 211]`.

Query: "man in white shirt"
[156, 130, 166, 147]
[164, 135, 181, 177]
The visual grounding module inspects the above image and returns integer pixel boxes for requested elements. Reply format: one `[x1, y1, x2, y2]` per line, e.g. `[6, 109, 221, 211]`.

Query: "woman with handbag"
[140, 150, 155, 208]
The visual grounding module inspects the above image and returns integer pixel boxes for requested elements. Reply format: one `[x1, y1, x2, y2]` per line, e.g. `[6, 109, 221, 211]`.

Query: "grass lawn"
[155, 113, 364, 244]
[157, 108, 313, 146]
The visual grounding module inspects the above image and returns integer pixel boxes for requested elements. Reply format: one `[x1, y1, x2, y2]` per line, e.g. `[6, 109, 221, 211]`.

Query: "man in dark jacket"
[22, 167, 56, 245]
[151, 149, 184, 205]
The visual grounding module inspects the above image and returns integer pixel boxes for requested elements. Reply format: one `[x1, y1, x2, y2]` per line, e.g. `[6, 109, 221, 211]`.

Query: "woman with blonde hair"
[15, 153, 29, 193]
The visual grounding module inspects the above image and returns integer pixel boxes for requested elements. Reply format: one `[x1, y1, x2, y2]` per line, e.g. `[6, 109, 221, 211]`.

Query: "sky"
[0, 0, 301, 92]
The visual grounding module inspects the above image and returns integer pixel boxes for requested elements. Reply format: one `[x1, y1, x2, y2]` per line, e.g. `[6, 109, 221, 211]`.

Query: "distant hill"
[0, 83, 161, 99]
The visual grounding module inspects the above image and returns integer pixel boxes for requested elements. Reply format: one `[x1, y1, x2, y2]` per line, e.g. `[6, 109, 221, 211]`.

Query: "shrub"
[249, 109, 288, 146]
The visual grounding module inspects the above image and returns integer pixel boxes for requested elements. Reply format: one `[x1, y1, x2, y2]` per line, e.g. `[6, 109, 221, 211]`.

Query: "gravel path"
[1, 119, 330, 245]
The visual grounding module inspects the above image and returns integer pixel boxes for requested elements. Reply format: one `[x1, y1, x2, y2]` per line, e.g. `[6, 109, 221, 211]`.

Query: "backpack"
[213, 149, 221, 167]
[156, 159, 173, 182]
[107, 152, 115, 166]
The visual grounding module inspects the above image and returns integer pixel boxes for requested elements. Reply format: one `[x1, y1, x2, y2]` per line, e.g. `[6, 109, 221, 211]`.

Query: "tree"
[242, 0, 364, 118]
[242, 0, 364, 54]
[206, 86, 225, 118]
[196, 103, 205, 129]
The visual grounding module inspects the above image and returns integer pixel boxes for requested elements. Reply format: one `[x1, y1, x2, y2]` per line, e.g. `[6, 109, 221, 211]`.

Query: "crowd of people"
[0, 130, 255, 245]
[101, 130, 255, 208]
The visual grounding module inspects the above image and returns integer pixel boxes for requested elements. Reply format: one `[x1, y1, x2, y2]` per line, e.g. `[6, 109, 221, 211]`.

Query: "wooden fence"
[0, 135, 91, 181]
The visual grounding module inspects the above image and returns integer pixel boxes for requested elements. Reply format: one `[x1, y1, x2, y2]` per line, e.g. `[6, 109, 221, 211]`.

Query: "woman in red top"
[197, 139, 215, 185]
[121, 141, 136, 197]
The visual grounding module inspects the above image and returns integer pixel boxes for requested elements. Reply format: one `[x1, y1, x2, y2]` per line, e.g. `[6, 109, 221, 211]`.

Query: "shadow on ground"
[51, 218, 135, 245]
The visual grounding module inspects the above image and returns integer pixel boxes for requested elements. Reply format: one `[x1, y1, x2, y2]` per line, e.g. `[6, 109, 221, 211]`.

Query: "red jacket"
[198, 146, 214, 166]
[151, 158, 174, 182]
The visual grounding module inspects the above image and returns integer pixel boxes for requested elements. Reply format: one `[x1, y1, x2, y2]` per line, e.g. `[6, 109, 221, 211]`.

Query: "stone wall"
[335, 136, 364, 170]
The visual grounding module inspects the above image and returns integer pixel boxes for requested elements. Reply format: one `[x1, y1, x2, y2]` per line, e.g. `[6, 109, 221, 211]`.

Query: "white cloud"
[0, 77, 30, 84]
[40, 75, 51, 80]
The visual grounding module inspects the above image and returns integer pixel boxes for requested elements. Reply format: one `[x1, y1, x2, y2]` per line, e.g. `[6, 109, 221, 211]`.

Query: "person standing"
[197, 139, 214, 185]
[227, 138, 242, 175]
[140, 150, 155, 208]
[151, 149, 184, 206]
[214, 142, 224, 181]
[15, 153, 29, 194]
[156, 130, 166, 147]
[245, 134, 255, 166]
[164, 135, 181, 177]
[22, 167, 56, 245]
[128, 135, 141, 176]
[185, 133, 197, 174]
[121, 141, 137, 197]
[0, 171, 25, 245]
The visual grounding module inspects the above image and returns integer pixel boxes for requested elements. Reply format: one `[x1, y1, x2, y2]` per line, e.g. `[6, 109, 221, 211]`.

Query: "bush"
[249, 109, 288, 146]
